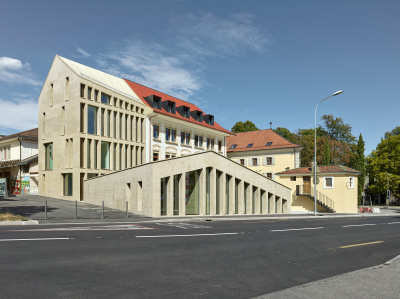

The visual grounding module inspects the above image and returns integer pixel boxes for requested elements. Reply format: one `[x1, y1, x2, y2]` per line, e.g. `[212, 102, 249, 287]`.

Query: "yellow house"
[276, 165, 360, 213]
[227, 129, 303, 179]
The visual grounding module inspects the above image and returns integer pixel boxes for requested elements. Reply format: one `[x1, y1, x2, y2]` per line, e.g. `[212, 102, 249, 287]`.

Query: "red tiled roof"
[276, 165, 360, 175]
[227, 129, 302, 153]
[124, 80, 233, 135]
[0, 128, 38, 142]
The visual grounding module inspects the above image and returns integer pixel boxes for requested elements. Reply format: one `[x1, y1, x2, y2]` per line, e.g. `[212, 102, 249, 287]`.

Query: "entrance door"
[303, 176, 311, 194]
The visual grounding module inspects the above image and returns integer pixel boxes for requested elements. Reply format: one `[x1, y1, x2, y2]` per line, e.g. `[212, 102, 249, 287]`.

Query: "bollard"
[45, 200, 47, 220]
[75, 200, 78, 219]
[102, 201, 104, 219]
[126, 201, 129, 218]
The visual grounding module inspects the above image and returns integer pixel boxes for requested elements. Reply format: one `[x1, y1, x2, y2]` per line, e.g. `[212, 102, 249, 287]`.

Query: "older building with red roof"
[227, 129, 303, 180]
[125, 79, 233, 161]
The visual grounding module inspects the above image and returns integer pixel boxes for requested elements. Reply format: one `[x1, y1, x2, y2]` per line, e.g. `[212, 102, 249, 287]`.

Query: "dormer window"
[193, 110, 203, 122]
[153, 97, 161, 109]
[230, 144, 237, 149]
[204, 114, 214, 126]
[247, 143, 253, 148]
[183, 106, 190, 118]
[266, 142, 273, 146]
[167, 101, 176, 114]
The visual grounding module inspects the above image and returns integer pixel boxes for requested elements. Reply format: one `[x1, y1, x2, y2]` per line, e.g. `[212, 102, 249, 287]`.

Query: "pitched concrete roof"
[227, 129, 302, 153]
[124, 79, 233, 135]
[276, 165, 361, 175]
[0, 128, 38, 142]
[58, 56, 142, 103]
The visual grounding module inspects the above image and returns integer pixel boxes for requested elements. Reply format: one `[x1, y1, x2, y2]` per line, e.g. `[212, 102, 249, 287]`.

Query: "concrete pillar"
[179, 173, 186, 216]
[254, 187, 260, 214]
[220, 172, 226, 215]
[167, 176, 173, 216]
[238, 179, 244, 214]
[248, 185, 254, 214]
[83, 104, 88, 134]
[210, 167, 216, 215]
[82, 138, 87, 170]
[199, 169, 206, 216]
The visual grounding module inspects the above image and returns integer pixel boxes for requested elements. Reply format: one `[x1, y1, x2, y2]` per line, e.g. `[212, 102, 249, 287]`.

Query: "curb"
[0, 220, 39, 226]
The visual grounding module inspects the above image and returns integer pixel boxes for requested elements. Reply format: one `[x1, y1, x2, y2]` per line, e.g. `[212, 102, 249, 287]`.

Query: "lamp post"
[314, 90, 343, 216]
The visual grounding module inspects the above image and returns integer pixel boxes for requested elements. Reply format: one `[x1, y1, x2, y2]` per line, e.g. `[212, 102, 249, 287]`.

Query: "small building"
[0, 128, 39, 195]
[276, 165, 360, 213]
[227, 129, 303, 179]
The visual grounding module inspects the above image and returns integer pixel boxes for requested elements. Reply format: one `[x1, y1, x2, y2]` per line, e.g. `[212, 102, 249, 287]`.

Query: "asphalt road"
[1, 216, 400, 298]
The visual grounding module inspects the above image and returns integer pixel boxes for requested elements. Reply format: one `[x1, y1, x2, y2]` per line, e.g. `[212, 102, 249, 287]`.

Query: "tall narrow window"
[101, 93, 110, 105]
[119, 144, 122, 170]
[87, 87, 92, 100]
[87, 106, 97, 135]
[171, 130, 176, 142]
[87, 139, 92, 168]
[141, 118, 144, 143]
[80, 138, 85, 168]
[80, 84, 85, 98]
[94, 140, 98, 169]
[210, 139, 214, 150]
[101, 108, 105, 136]
[50, 83, 53, 106]
[45, 143, 53, 170]
[218, 141, 222, 152]
[153, 125, 159, 139]
[207, 138, 210, 149]
[63, 173, 73, 196]
[113, 143, 117, 170]
[80, 104, 85, 133]
[181, 132, 185, 144]
[165, 128, 170, 141]
[113, 112, 117, 138]
[186, 133, 190, 145]
[194, 135, 199, 147]
[65, 77, 69, 101]
[119, 113, 122, 139]
[94, 90, 99, 102]
[107, 110, 111, 137]
[101, 142, 110, 169]
[61, 106, 65, 135]
[199, 136, 203, 147]
[125, 114, 128, 140]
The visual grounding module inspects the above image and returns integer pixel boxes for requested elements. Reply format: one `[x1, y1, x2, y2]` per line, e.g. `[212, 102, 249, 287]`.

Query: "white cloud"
[173, 13, 272, 58]
[98, 41, 202, 100]
[0, 97, 38, 131]
[0, 57, 41, 86]
[76, 48, 91, 58]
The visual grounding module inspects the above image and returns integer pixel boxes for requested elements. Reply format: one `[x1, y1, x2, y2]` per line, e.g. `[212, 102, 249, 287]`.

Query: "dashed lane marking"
[136, 232, 238, 238]
[342, 224, 377, 228]
[270, 227, 324, 232]
[3, 224, 157, 232]
[0, 238, 72, 242]
[339, 241, 384, 248]
[155, 223, 212, 229]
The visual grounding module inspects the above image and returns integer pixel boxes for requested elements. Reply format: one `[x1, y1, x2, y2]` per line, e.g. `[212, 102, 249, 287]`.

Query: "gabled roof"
[0, 128, 38, 142]
[276, 165, 361, 175]
[227, 129, 302, 153]
[124, 79, 233, 135]
[57, 56, 142, 103]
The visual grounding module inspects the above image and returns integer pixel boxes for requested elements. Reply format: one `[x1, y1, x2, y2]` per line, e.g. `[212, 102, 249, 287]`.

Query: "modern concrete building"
[0, 128, 39, 195]
[84, 151, 291, 217]
[227, 129, 303, 180]
[38, 56, 151, 201]
[276, 165, 360, 213]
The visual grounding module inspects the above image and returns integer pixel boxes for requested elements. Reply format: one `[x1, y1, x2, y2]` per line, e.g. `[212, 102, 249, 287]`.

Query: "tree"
[384, 126, 400, 139]
[322, 140, 330, 165]
[231, 120, 259, 133]
[320, 114, 356, 144]
[355, 134, 366, 203]
[367, 134, 400, 199]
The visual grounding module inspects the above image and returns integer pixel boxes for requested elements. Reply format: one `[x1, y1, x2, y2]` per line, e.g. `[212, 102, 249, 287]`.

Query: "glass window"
[324, 177, 334, 188]
[266, 142, 273, 146]
[194, 135, 199, 147]
[153, 125, 159, 139]
[240, 159, 244, 165]
[218, 141, 222, 152]
[153, 152, 159, 161]
[230, 144, 237, 149]
[45, 143, 53, 170]
[100, 93, 109, 104]
[252, 158, 258, 166]
[87, 87, 92, 100]
[181, 132, 185, 144]
[207, 138, 210, 148]
[87, 139, 91, 168]
[94, 90, 99, 102]
[266, 157, 272, 165]
[247, 143, 253, 148]
[349, 177, 354, 188]
[80, 84, 85, 98]
[63, 173, 73, 196]
[166, 128, 170, 141]
[211, 139, 214, 149]
[171, 130, 176, 142]
[101, 142, 110, 169]
[290, 176, 297, 181]
[87, 106, 97, 135]
[199, 136, 203, 147]
[186, 133, 190, 145]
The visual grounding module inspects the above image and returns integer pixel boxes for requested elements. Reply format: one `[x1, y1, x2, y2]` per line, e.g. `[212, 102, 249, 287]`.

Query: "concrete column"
[199, 169, 206, 215]
[248, 185, 254, 214]
[254, 187, 260, 214]
[210, 167, 216, 215]
[229, 177, 235, 215]
[83, 104, 88, 134]
[238, 179, 244, 214]
[152, 180, 161, 217]
[245, 184, 250, 214]
[82, 138, 87, 170]
[116, 113, 121, 140]
[97, 107, 101, 136]
[261, 191, 267, 214]
[220, 172, 226, 215]
[167, 176, 174, 216]
[179, 173, 186, 216]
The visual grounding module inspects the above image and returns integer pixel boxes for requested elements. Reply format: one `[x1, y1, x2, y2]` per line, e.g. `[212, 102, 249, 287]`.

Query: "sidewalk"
[1, 195, 400, 225]
[254, 255, 400, 299]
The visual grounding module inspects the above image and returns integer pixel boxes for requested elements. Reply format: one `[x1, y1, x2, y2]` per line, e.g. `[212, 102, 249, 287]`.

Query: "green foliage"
[322, 141, 330, 165]
[367, 134, 400, 198]
[384, 126, 400, 139]
[320, 114, 356, 144]
[231, 120, 259, 133]
[274, 127, 293, 141]
[355, 134, 366, 203]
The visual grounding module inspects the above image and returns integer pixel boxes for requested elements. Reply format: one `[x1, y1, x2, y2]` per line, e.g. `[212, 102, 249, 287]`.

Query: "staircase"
[296, 185, 335, 213]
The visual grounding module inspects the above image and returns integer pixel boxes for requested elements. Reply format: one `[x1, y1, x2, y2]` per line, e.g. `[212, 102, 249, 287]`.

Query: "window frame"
[348, 176, 355, 189]
[323, 176, 334, 189]
[153, 125, 160, 139]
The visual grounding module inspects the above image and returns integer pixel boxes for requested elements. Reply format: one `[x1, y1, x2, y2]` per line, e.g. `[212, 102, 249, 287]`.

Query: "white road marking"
[0, 238, 71, 242]
[270, 227, 324, 232]
[136, 232, 238, 238]
[155, 222, 212, 229]
[342, 224, 377, 228]
[387, 222, 400, 225]
[6, 224, 156, 232]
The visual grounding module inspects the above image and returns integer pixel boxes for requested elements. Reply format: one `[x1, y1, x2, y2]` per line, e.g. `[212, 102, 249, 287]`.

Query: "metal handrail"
[296, 185, 335, 211]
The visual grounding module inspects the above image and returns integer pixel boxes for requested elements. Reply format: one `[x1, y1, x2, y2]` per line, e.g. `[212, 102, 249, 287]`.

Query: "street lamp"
[314, 90, 343, 216]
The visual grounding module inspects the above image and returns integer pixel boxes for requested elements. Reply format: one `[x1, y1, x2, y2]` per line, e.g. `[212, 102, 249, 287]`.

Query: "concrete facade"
[38, 56, 151, 201]
[84, 151, 291, 217]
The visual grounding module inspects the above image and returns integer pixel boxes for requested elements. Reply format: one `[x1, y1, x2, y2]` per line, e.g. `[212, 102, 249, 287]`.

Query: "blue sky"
[0, 0, 399, 155]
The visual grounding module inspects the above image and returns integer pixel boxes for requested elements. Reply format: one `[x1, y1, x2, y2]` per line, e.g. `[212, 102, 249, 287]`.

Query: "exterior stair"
[296, 185, 335, 213]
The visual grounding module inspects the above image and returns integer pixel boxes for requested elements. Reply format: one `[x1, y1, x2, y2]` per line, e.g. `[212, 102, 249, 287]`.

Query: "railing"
[296, 185, 335, 211]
